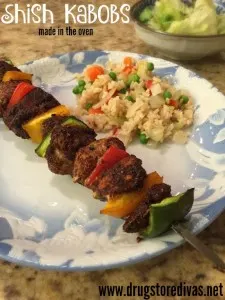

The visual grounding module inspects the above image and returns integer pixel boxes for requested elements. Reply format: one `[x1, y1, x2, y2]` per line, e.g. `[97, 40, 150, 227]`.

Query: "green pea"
[73, 85, 84, 95]
[126, 96, 135, 103]
[109, 71, 117, 81]
[179, 95, 189, 105]
[119, 88, 127, 94]
[127, 74, 140, 86]
[163, 90, 172, 100]
[139, 133, 149, 144]
[85, 103, 93, 110]
[147, 62, 154, 71]
[78, 79, 86, 87]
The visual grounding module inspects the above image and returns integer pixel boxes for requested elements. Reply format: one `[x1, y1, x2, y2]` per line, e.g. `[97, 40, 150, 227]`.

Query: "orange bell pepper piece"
[2, 71, 33, 82]
[22, 105, 70, 143]
[100, 172, 163, 218]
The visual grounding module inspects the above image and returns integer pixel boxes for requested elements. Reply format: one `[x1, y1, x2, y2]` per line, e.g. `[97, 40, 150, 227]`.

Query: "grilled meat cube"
[46, 125, 96, 175]
[3, 87, 59, 138]
[73, 137, 125, 184]
[148, 183, 172, 204]
[123, 183, 172, 233]
[123, 198, 150, 233]
[42, 115, 68, 137]
[91, 155, 147, 197]
[45, 144, 74, 176]
[50, 125, 96, 161]
[0, 60, 20, 81]
[0, 80, 24, 117]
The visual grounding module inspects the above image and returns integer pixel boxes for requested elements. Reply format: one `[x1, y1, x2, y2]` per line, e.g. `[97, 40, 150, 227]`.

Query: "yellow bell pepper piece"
[100, 172, 163, 218]
[2, 71, 33, 82]
[22, 105, 70, 143]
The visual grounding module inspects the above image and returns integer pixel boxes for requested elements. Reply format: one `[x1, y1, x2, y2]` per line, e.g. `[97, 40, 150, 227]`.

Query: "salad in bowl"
[139, 0, 225, 36]
[131, 0, 225, 60]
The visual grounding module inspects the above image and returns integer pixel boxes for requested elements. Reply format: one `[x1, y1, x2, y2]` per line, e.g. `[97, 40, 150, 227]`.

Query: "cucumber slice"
[62, 116, 87, 128]
[141, 188, 194, 238]
[35, 116, 88, 158]
[35, 133, 51, 158]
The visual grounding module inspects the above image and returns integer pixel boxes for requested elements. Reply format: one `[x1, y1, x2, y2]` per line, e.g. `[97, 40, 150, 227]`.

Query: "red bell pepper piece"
[145, 80, 153, 90]
[86, 146, 129, 186]
[8, 82, 35, 109]
[168, 99, 178, 108]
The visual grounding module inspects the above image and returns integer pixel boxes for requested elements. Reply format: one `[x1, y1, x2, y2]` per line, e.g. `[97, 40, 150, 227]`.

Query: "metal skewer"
[172, 222, 225, 270]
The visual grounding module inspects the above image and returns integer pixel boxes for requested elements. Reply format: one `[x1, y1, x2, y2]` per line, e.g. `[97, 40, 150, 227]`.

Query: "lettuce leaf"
[167, 0, 218, 35]
[150, 0, 192, 31]
[218, 15, 225, 34]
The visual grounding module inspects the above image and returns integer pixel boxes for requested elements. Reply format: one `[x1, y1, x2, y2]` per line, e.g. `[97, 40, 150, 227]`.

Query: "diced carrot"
[123, 57, 133, 67]
[85, 65, 104, 81]
[88, 107, 104, 115]
[123, 66, 133, 75]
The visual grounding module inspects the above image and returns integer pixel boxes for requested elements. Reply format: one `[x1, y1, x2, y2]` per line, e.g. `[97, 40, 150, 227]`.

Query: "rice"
[74, 58, 194, 145]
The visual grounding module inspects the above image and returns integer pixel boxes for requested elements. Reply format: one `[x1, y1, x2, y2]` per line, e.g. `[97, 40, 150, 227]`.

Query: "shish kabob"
[0, 59, 194, 240]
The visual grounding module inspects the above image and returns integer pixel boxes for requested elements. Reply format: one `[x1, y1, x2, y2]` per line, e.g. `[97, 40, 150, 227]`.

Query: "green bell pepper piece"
[141, 188, 194, 238]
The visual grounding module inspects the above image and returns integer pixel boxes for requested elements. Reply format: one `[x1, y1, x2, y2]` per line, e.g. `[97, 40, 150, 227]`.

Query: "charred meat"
[91, 155, 147, 198]
[50, 125, 96, 161]
[73, 137, 125, 184]
[0, 60, 20, 81]
[42, 115, 68, 137]
[123, 183, 172, 233]
[0, 80, 24, 117]
[3, 87, 60, 138]
[45, 144, 74, 176]
[147, 183, 172, 204]
[46, 125, 96, 175]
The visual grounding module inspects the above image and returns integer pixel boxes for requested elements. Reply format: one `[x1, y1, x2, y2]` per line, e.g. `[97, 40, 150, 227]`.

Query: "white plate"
[0, 50, 224, 271]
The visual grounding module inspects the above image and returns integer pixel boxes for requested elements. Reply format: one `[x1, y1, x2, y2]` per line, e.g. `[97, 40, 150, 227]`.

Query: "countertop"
[0, 0, 225, 299]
